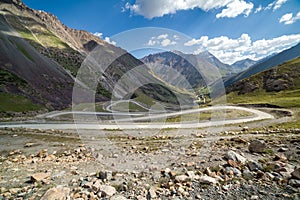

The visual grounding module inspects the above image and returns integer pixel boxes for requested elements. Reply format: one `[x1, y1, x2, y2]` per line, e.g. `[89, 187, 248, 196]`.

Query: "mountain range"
[0, 0, 193, 114]
[1, 0, 300, 115]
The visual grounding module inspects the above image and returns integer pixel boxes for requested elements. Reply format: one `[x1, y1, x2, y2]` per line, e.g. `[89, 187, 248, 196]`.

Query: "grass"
[71, 102, 107, 112]
[225, 57, 300, 108]
[0, 69, 27, 86]
[226, 89, 300, 108]
[16, 42, 34, 62]
[0, 92, 42, 112]
[164, 109, 254, 123]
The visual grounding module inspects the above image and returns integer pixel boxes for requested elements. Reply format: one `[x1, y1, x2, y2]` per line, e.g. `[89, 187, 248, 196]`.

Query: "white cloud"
[216, 0, 253, 18]
[125, 0, 254, 19]
[279, 12, 300, 25]
[157, 34, 168, 39]
[273, 0, 288, 10]
[265, 0, 287, 11]
[93, 32, 103, 38]
[147, 34, 177, 47]
[185, 34, 300, 64]
[254, 5, 262, 13]
[93, 32, 117, 46]
[104, 37, 117, 46]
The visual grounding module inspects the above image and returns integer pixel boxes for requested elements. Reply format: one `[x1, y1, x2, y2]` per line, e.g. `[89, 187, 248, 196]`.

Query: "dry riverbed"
[0, 127, 299, 199]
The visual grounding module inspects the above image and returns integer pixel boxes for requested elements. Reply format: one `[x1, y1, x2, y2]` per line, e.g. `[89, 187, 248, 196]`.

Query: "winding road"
[0, 105, 274, 130]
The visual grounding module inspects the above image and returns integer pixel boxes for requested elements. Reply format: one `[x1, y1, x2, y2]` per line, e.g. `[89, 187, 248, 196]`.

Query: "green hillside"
[226, 57, 300, 108]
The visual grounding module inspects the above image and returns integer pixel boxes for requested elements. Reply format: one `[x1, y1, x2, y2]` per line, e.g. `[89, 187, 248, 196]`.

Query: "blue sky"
[23, 0, 300, 64]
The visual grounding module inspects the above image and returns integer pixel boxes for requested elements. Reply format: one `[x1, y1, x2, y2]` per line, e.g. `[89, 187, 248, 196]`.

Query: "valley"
[0, 0, 299, 199]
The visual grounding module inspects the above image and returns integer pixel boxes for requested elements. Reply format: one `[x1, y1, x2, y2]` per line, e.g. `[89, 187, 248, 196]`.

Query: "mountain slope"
[226, 57, 300, 108]
[196, 51, 235, 75]
[0, 0, 193, 115]
[141, 51, 222, 90]
[225, 43, 300, 87]
[231, 58, 257, 71]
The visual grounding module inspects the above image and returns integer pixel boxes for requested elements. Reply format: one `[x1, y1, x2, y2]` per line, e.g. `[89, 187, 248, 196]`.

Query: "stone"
[242, 126, 249, 131]
[224, 151, 247, 164]
[177, 186, 185, 195]
[24, 143, 36, 148]
[9, 188, 20, 195]
[289, 179, 300, 188]
[278, 147, 288, 152]
[147, 186, 157, 199]
[249, 140, 266, 153]
[98, 170, 113, 181]
[40, 187, 70, 200]
[225, 167, 242, 177]
[199, 175, 218, 185]
[106, 170, 113, 181]
[291, 168, 300, 180]
[186, 171, 196, 180]
[110, 195, 129, 200]
[100, 185, 116, 197]
[242, 168, 253, 180]
[31, 172, 50, 182]
[92, 180, 102, 192]
[247, 160, 263, 171]
[175, 175, 190, 183]
[250, 195, 259, 200]
[37, 149, 48, 158]
[274, 153, 288, 162]
[0, 187, 7, 193]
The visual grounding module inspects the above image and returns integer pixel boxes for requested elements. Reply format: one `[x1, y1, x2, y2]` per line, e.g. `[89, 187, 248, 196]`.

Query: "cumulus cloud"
[125, 0, 254, 19]
[279, 12, 300, 25]
[104, 37, 117, 46]
[185, 33, 300, 64]
[147, 34, 177, 47]
[93, 32, 103, 38]
[93, 32, 117, 46]
[216, 0, 253, 18]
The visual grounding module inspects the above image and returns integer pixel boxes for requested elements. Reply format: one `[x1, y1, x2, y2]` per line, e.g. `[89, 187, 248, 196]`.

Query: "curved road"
[0, 106, 274, 130]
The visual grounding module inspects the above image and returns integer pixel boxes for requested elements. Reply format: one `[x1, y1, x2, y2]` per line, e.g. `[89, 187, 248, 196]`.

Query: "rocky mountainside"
[225, 43, 300, 87]
[0, 0, 190, 115]
[227, 57, 300, 94]
[141, 51, 222, 90]
[195, 51, 237, 75]
[231, 58, 257, 72]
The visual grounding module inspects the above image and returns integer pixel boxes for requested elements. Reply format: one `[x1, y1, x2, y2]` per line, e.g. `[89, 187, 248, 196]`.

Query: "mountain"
[0, 0, 192, 115]
[225, 43, 300, 87]
[231, 58, 257, 71]
[141, 51, 221, 90]
[196, 51, 233, 75]
[141, 51, 249, 91]
[225, 56, 300, 108]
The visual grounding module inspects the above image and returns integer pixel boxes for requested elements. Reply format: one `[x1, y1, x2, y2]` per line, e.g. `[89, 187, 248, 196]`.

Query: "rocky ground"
[0, 127, 299, 200]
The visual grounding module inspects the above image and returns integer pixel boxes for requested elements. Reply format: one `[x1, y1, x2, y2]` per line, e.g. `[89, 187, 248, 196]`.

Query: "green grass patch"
[0, 92, 42, 112]
[16, 43, 34, 62]
[226, 89, 300, 108]
[165, 109, 254, 123]
[0, 69, 27, 86]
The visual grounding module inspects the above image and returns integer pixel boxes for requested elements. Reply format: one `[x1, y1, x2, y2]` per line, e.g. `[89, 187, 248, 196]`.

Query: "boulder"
[291, 168, 300, 180]
[224, 151, 247, 164]
[100, 185, 116, 197]
[199, 175, 218, 185]
[31, 172, 50, 182]
[40, 187, 70, 200]
[249, 140, 266, 153]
